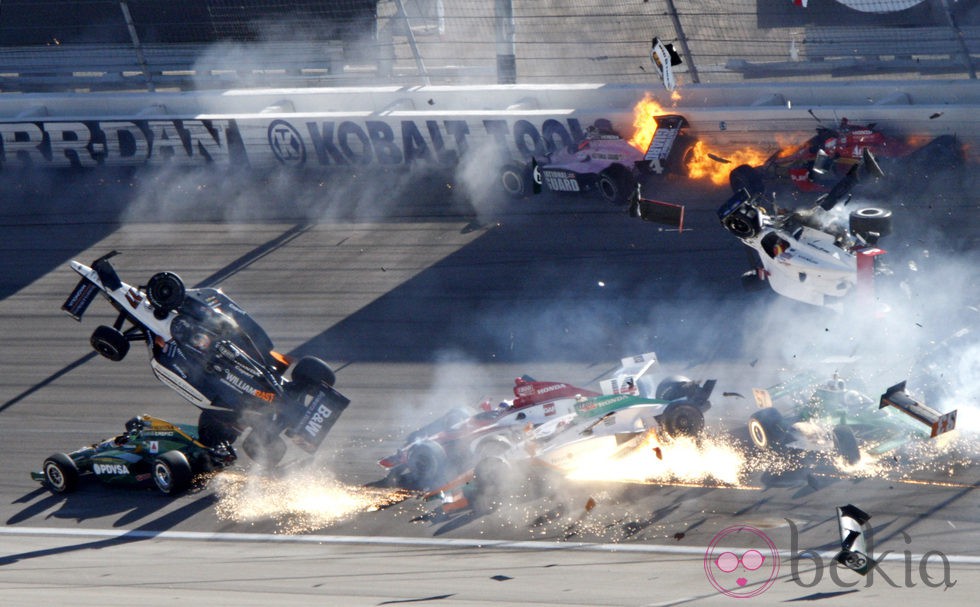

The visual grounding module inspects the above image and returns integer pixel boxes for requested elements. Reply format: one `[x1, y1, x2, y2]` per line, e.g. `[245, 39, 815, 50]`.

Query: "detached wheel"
[499, 162, 532, 198]
[90, 325, 129, 361]
[153, 451, 193, 495]
[849, 207, 892, 241]
[832, 424, 861, 465]
[42, 453, 79, 494]
[747, 408, 786, 450]
[597, 165, 632, 205]
[291, 356, 336, 388]
[730, 164, 764, 196]
[656, 375, 695, 401]
[661, 402, 705, 438]
[405, 440, 447, 489]
[242, 428, 287, 467]
[146, 271, 185, 313]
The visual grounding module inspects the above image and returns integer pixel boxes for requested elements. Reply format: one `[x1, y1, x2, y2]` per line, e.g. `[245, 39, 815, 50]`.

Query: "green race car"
[32, 414, 237, 495]
[747, 374, 957, 464]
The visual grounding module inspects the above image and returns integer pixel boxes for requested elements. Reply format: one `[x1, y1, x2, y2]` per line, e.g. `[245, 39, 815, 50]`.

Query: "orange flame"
[628, 94, 669, 151]
[686, 142, 771, 186]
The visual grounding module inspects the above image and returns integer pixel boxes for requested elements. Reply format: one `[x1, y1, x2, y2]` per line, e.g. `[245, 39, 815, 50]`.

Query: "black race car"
[62, 251, 349, 466]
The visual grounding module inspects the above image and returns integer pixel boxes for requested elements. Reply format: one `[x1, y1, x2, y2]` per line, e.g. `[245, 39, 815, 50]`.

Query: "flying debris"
[835, 504, 875, 575]
[649, 37, 683, 91]
[628, 184, 686, 233]
[879, 381, 957, 438]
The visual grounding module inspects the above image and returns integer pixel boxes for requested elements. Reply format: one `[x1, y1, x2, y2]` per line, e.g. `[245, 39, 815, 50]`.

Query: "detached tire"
[405, 440, 447, 489]
[832, 424, 861, 465]
[747, 408, 786, 450]
[661, 402, 705, 438]
[291, 356, 336, 388]
[42, 453, 79, 494]
[146, 271, 185, 313]
[849, 207, 892, 241]
[499, 162, 532, 198]
[90, 325, 129, 361]
[242, 428, 287, 467]
[730, 164, 764, 196]
[597, 165, 632, 205]
[153, 451, 193, 495]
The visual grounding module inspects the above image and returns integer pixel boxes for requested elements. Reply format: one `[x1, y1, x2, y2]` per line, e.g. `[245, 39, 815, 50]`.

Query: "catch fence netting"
[0, 0, 976, 91]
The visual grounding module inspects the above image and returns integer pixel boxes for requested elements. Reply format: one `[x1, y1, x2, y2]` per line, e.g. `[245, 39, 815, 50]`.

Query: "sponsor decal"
[544, 402, 556, 416]
[149, 441, 159, 454]
[268, 120, 306, 167]
[534, 383, 570, 395]
[93, 462, 130, 475]
[222, 370, 255, 394]
[304, 403, 334, 438]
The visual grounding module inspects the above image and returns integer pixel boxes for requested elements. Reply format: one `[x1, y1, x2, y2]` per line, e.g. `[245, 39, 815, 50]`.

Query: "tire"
[90, 325, 129, 361]
[661, 402, 705, 438]
[832, 424, 861, 465]
[597, 165, 633, 205]
[197, 409, 241, 446]
[730, 164, 764, 196]
[405, 440, 447, 489]
[655, 375, 694, 401]
[475, 436, 511, 458]
[291, 356, 336, 388]
[42, 453, 79, 494]
[146, 271, 185, 313]
[722, 211, 759, 238]
[242, 428, 287, 467]
[153, 450, 193, 495]
[747, 408, 786, 450]
[849, 207, 892, 241]
[499, 162, 531, 198]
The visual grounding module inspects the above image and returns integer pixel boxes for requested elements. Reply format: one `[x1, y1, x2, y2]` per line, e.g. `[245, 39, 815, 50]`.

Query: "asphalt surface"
[0, 161, 978, 605]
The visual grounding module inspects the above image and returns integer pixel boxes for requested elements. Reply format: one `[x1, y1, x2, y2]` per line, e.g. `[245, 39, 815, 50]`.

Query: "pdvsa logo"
[93, 463, 130, 476]
[268, 120, 306, 167]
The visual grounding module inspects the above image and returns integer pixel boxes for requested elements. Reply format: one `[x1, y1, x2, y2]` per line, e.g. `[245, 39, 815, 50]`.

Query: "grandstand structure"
[0, 0, 976, 92]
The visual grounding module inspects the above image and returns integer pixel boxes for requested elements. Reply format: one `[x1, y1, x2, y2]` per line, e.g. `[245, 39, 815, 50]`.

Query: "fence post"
[495, 0, 517, 84]
[119, 2, 154, 91]
[664, 0, 699, 84]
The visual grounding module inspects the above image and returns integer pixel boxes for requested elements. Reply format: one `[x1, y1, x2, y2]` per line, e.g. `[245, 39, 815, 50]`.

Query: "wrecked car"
[62, 251, 350, 466]
[32, 414, 237, 496]
[747, 374, 957, 465]
[498, 115, 692, 204]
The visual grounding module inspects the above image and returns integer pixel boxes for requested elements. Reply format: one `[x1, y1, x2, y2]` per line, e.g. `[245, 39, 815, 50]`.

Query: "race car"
[380, 352, 715, 489]
[497, 115, 692, 204]
[728, 118, 961, 196]
[62, 251, 350, 466]
[429, 388, 713, 516]
[32, 414, 237, 496]
[747, 374, 957, 465]
[718, 151, 893, 309]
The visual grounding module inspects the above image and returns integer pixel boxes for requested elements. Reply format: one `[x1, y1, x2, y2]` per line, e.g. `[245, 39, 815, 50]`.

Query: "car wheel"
[597, 165, 633, 205]
[722, 212, 759, 238]
[146, 271, 185, 313]
[291, 356, 336, 388]
[242, 428, 287, 467]
[832, 424, 861, 465]
[655, 375, 695, 400]
[90, 325, 130, 361]
[849, 207, 892, 241]
[661, 402, 705, 438]
[499, 162, 531, 198]
[153, 451, 193, 495]
[405, 440, 447, 489]
[747, 408, 786, 450]
[43, 453, 80, 494]
[730, 164, 764, 196]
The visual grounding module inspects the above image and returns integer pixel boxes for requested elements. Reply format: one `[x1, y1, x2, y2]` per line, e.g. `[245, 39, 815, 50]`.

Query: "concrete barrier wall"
[0, 81, 976, 170]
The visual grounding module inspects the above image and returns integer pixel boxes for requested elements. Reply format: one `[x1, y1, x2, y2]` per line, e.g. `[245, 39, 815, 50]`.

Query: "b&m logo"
[704, 526, 780, 598]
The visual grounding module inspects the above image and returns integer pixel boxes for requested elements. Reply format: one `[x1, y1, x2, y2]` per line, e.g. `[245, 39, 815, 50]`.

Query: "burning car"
[498, 115, 692, 204]
[380, 353, 715, 489]
[62, 251, 350, 466]
[718, 150, 894, 309]
[747, 374, 957, 465]
[32, 414, 237, 496]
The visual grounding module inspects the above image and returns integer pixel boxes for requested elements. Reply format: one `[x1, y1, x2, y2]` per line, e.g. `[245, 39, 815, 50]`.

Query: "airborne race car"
[32, 415, 237, 496]
[62, 251, 349, 466]
[718, 150, 893, 309]
[380, 353, 715, 489]
[498, 115, 692, 204]
[747, 374, 958, 465]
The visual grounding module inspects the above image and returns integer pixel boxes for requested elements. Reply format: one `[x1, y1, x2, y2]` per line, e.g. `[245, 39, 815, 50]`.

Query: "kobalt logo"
[268, 119, 306, 167]
[93, 463, 130, 475]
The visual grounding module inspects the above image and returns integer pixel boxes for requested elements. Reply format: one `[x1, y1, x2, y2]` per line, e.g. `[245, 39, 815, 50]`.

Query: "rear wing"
[629, 186, 685, 233]
[61, 251, 122, 321]
[599, 352, 658, 395]
[879, 381, 957, 438]
[643, 114, 688, 175]
[649, 37, 682, 91]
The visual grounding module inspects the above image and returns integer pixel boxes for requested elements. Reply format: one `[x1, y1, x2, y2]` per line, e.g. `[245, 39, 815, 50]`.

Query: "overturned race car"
[32, 414, 237, 496]
[62, 251, 350, 466]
